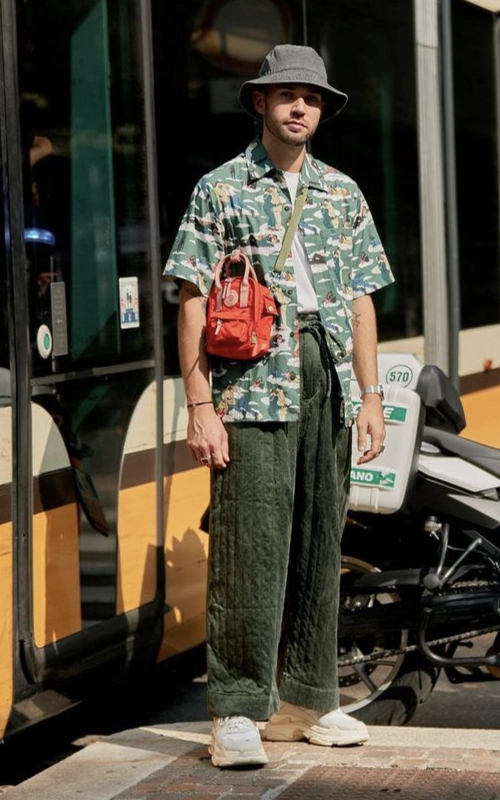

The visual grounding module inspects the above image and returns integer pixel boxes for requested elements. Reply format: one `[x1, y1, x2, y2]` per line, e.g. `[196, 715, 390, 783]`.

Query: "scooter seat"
[423, 426, 500, 480]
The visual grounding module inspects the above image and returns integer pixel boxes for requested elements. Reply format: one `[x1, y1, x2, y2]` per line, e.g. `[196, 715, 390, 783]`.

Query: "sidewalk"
[3, 721, 500, 800]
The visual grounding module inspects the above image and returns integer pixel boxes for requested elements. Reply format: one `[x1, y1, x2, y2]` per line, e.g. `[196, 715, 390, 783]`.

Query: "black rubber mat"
[278, 766, 500, 799]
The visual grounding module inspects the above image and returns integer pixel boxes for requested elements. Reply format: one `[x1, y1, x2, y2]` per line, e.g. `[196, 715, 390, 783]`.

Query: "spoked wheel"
[338, 555, 439, 725]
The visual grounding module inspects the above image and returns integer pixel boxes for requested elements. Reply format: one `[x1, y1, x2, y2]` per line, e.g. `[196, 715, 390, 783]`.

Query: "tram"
[0, 0, 499, 740]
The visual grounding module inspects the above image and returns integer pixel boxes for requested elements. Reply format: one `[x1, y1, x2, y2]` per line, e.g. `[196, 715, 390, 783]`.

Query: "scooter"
[339, 353, 500, 726]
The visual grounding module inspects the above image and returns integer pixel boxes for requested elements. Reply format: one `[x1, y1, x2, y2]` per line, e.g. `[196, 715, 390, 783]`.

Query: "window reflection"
[0, 207, 8, 382]
[311, 0, 420, 341]
[19, 0, 154, 376]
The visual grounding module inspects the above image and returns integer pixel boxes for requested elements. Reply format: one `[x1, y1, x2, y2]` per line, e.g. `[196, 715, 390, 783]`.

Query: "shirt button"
[284, 204, 291, 211]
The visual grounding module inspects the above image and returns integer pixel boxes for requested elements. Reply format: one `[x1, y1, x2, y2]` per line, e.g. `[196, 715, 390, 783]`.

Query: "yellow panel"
[464, 0, 500, 13]
[0, 521, 13, 738]
[116, 483, 157, 613]
[157, 612, 207, 662]
[167, 558, 207, 619]
[461, 386, 500, 448]
[32, 505, 81, 646]
[158, 467, 210, 660]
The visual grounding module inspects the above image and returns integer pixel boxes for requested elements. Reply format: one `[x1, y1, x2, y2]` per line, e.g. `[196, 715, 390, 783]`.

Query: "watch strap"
[360, 384, 384, 399]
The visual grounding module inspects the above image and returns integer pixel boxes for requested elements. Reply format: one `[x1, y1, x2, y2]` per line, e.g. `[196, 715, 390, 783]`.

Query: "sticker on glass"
[119, 277, 140, 329]
[37, 324, 53, 359]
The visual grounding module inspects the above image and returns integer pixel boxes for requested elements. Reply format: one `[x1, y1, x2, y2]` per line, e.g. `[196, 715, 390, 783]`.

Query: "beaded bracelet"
[187, 401, 213, 409]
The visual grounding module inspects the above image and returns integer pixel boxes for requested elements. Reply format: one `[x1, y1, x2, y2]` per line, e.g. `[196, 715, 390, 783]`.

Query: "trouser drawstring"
[297, 313, 334, 400]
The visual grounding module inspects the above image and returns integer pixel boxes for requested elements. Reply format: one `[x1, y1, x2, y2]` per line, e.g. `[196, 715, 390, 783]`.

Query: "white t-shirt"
[283, 171, 319, 314]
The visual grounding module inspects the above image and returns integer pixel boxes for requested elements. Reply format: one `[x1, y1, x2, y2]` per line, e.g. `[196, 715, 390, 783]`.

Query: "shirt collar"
[245, 137, 327, 193]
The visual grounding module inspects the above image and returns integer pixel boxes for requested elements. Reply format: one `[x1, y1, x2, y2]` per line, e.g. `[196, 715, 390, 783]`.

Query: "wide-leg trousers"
[207, 323, 351, 720]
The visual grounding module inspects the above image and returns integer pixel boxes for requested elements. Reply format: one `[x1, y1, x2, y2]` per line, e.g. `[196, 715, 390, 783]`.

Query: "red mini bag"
[205, 250, 278, 361]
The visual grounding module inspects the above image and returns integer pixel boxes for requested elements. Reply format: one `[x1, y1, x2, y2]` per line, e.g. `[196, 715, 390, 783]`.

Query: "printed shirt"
[164, 137, 395, 425]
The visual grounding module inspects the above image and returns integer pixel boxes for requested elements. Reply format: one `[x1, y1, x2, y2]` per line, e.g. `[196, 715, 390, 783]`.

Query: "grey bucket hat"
[239, 44, 348, 122]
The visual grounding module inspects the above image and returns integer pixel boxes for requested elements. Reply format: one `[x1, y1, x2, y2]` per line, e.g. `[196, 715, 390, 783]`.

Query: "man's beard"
[263, 114, 314, 146]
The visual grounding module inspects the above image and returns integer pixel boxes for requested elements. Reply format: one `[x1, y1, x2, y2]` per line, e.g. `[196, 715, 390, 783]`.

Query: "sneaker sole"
[209, 743, 268, 768]
[306, 723, 369, 747]
[264, 722, 369, 747]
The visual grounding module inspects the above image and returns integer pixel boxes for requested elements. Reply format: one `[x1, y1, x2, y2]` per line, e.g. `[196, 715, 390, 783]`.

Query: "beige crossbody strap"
[274, 186, 308, 274]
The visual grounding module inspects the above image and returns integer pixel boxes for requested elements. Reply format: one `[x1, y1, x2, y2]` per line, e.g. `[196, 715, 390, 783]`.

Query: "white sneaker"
[264, 702, 369, 747]
[209, 716, 268, 768]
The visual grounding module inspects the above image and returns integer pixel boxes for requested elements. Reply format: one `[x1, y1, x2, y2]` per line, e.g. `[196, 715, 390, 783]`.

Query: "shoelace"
[218, 716, 254, 732]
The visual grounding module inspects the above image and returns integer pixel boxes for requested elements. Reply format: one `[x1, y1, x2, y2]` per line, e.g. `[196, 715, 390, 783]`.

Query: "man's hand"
[355, 394, 386, 464]
[187, 405, 230, 470]
[178, 279, 230, 469]
[351, 294, 386, 463]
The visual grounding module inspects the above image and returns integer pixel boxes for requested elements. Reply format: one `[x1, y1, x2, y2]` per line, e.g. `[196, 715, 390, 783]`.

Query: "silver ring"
[200, 456, 212, 466]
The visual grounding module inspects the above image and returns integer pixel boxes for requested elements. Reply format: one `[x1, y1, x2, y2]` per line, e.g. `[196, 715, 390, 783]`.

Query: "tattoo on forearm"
[353, 311, 361, 328]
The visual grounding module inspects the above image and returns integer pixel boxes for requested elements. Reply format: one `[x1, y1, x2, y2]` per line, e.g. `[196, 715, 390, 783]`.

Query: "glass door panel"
[18, 0, 156, 635]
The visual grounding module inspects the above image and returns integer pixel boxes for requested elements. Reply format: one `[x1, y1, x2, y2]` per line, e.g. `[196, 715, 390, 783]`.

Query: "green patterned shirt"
[164, 138, 395, 425]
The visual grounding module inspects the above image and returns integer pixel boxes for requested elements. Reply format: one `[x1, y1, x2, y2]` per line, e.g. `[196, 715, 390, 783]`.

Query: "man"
[164, 44, 394, 768]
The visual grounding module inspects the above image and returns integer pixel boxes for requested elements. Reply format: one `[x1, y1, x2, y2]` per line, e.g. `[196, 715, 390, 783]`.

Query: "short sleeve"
[163, 177, 225, 297]
[350, 187, 395, 298]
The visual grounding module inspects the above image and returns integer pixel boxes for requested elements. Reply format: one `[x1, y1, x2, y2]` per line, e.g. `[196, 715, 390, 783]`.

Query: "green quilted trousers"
[207, 323, 351, 720]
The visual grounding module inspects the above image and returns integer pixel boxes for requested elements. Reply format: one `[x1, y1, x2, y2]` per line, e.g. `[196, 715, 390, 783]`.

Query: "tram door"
[14, 0, 163, 685]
